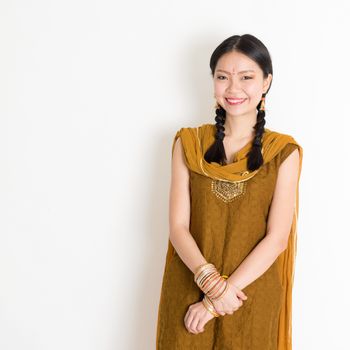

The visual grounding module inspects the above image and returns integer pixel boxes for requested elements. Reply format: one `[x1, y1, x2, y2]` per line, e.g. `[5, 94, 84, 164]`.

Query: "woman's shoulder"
[172, 123, 214, 143]
[265, 128, 302, 164]
[265, 127, 301, 145]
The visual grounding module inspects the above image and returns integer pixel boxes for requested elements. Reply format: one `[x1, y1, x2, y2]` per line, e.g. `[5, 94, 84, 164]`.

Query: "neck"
[223, 111, 257, 140]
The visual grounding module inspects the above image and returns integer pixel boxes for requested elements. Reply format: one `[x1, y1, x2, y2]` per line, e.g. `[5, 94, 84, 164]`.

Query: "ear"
[263, 73, 273, 93]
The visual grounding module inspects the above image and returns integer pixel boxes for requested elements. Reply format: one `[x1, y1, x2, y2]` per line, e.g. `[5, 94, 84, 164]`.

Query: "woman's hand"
[211, 280, 248, 316]
[184, 300, 214, 334]
[184, 282, 248, 334]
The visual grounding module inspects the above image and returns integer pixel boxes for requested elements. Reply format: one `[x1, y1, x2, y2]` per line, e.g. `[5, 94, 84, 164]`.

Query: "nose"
[226, 76, 242, 93]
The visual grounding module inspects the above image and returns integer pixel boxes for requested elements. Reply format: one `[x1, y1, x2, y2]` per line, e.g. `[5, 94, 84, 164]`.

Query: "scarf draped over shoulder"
[167, 123, 303, 350]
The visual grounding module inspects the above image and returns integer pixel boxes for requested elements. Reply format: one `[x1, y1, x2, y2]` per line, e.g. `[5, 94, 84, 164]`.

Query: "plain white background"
[1, 1, 350, 349]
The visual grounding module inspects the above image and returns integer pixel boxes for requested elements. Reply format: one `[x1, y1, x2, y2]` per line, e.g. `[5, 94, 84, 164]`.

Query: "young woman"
[156, 34, 303, 350]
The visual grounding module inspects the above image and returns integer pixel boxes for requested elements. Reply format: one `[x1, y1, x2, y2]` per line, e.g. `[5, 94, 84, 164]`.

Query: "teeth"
[227, 98, 244, 102]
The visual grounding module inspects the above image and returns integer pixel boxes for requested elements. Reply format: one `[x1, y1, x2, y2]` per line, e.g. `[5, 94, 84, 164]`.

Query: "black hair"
[204, 34, 273, 171]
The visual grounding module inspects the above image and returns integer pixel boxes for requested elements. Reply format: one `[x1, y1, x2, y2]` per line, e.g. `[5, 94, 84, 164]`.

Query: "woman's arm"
[168, 137, 207, 273]
[227, 148, 300, 290]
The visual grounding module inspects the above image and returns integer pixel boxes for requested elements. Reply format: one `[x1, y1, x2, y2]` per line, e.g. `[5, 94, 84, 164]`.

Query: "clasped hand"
[184, 280, 248, 335]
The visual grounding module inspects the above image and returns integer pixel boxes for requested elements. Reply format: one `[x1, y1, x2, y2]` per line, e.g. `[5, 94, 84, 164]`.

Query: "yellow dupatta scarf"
[164, 123, 303, 350]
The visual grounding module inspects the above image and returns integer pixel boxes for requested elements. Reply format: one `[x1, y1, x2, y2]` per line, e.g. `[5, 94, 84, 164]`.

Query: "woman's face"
[213, 50, 272, 118]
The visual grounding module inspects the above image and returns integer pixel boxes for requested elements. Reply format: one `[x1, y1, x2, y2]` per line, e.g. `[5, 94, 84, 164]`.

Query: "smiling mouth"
[225, 98, 246, 105]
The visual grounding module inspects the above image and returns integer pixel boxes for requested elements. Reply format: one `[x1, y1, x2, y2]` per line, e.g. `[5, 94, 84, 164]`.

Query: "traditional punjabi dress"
[156, 123, 303, 349]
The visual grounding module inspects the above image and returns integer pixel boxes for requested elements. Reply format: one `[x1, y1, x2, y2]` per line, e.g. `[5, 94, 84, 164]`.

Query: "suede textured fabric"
[156, 123, 303, 350]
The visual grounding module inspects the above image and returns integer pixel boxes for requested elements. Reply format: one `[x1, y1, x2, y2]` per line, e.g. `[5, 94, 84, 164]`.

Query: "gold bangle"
[210, 280, 229, 301]
[203, 273, 221, 295]
[206, 273, 229, 299]
[202, 302, 219, 318]
[202, 296, 220, 317]
[194, 263, 215, 280]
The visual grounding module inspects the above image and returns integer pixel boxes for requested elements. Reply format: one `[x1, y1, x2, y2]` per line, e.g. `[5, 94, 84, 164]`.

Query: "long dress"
[156, 123, 301, 350]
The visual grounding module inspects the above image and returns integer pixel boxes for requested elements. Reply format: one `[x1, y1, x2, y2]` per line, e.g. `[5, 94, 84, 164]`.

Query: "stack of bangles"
[194, 263, 230, 318]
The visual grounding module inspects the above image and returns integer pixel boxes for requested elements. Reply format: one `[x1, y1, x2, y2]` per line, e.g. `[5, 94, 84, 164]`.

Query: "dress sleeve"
[276, 143, 300, 169]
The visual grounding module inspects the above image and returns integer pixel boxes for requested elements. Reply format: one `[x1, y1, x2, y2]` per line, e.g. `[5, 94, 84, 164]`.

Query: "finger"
[184, 310, 189, 324]
[212, 308, 224, 316]
[190, 316, 200, 334]
[215, 306, 225, 316]
[234, 301, 243, 309]
[184, 310, 191, 328]
[236, 290, 248, 300]
[237, 290, 248, 299]
[185, 313, 194, 333]
[197, 319, 206, 333]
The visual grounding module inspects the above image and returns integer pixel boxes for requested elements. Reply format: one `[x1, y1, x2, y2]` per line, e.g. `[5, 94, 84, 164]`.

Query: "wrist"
[227, 277, 242, 290]
[194, 263, 227, 300]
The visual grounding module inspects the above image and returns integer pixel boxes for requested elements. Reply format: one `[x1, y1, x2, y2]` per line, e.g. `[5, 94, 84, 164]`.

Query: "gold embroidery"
[211, 179, 247, 203]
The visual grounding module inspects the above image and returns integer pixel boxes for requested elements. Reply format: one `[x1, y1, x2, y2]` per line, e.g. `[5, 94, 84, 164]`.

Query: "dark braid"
[246, 92, 266, 171]
[203, 105, 227, 166]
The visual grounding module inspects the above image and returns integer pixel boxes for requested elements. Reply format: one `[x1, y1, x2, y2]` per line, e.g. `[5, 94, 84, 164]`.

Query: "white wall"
[1, 1, 349, 349]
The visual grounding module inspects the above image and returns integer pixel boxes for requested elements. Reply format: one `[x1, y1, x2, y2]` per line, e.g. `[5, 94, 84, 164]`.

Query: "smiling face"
[213, 50, 272, 118]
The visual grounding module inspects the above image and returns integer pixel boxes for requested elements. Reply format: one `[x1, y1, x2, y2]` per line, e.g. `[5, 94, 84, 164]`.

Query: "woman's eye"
[216, 75, 253, 80]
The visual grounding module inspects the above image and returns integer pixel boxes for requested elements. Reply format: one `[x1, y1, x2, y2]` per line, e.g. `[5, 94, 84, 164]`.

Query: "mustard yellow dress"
[156, 123, 302, 350]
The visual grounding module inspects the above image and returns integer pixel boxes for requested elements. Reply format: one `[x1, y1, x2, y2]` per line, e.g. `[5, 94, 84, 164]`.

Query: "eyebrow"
[216, 69, 255, 74]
